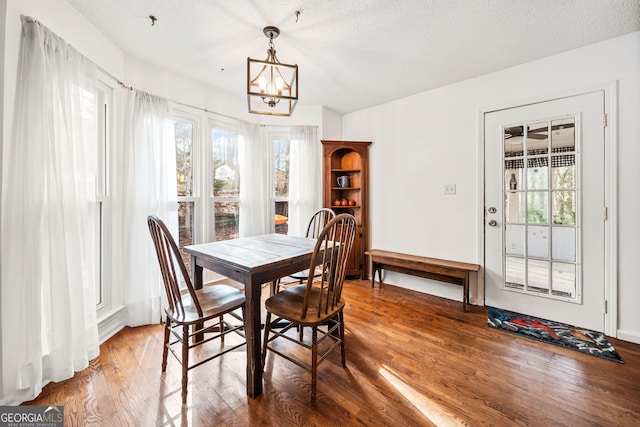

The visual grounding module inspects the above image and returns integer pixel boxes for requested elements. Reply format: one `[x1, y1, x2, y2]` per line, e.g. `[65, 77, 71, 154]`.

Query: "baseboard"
[97, 305, 126, 344]
[616, 329, 640, 345]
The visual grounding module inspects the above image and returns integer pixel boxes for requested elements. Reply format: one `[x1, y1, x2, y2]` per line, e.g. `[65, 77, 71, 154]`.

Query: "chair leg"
[181, 325, 189, 405]
[311, 325, 318, 402]
[262, 312, 272, 368]
[339, 312, 346, 367]
[219, 315, 225, 344]
[162, 320, 170, 372]
[270, 280, 279, 295]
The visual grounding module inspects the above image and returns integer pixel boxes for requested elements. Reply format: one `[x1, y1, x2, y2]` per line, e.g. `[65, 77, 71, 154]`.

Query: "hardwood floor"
[27, 280, 640, 426]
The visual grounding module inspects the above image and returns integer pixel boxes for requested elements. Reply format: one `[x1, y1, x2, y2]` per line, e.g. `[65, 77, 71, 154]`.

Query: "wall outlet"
[443, 183, 456, 195]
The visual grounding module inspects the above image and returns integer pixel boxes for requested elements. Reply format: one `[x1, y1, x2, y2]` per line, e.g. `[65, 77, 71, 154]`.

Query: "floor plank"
[25, 280, 640, 426]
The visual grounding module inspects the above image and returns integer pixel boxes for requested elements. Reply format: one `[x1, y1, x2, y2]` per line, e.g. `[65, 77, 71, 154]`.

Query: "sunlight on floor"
[379, 365, 464, 427]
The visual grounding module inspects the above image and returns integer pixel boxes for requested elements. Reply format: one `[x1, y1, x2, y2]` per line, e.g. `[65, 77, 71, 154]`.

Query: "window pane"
[526, 158, 548, 190]
[212, 130, 239, 197]
[505, 168, 523, 191]
[505, 256, 524, 290]
[505, 192, 525, 223]
[552, 226, 576, 262]
[95, 202, 103, 305]
[551, 118, 575, 151]
[504, 125, 524, 156]
[552, 164, 575, 189]
[505, 224, 525, 256]
[275, 201, 288, 235]
[178, 201, 194, 272]
[526, 121, 548, 155]
[274, 139, 290, 197]
[552, 190, 576, 225]
[552, 262, 576, 298]
[527, 259, 550, 294]
[274, 138, 290, 235]
[527, 226, 549, 259]
[214, 201, 239, 241]
[527, 191, 548, 224]
[175, 121, 193, 196]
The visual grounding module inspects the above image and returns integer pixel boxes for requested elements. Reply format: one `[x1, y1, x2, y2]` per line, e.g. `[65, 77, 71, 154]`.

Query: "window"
[211, 128, 240, 241]
[175, 117, 197, 270]
[172, 110, 300, 266]
[172, 113, 243, 277]
[273, 137, 290, 234]
[89, 79, 113, 314]
[503, 117, 579, 300]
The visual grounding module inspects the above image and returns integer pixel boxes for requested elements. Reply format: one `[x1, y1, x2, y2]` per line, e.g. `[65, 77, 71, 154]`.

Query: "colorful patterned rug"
[487, 307, 623, 363]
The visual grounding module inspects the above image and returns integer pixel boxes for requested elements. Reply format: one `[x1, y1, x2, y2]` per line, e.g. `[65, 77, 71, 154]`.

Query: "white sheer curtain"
[0, 16, 99, 405]
[238, 122, 272, 237]
[115, 88, 177, 326]
[288, 126, 322, 236]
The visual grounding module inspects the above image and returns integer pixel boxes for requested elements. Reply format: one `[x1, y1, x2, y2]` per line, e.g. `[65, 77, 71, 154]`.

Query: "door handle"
[488, 220, 498, 227]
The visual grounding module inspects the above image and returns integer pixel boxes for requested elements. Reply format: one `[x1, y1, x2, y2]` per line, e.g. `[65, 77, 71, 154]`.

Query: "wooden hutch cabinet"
[321, 140, 371, 279]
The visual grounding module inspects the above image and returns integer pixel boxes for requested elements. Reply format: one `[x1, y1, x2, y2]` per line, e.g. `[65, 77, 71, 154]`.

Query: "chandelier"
[247, 26, 298, 116]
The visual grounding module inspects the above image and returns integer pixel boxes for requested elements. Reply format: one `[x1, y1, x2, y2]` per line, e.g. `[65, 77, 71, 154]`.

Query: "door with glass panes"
[484, 92, 606, 332]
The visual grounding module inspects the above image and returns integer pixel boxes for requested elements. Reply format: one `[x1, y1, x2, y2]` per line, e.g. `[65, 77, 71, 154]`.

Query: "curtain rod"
[115, 81, 301, 126]
[25, 15, 299, 127]
[114, 80, 242, 123]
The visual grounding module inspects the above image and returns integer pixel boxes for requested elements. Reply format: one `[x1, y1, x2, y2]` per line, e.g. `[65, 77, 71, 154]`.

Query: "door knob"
[488, 220, 498, 227]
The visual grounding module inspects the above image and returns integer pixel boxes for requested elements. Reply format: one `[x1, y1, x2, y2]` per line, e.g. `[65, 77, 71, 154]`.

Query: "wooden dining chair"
[147, 215, 246, 405]
[262, 213, 357, 401]
[271, 208, 336, 295]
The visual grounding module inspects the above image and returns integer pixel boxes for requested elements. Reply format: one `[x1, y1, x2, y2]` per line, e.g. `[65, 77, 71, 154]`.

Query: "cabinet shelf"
[323, 140, 371, 279]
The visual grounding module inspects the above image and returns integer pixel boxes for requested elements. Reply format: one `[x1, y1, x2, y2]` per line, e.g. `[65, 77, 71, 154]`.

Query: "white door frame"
[476, 82, 618, 337]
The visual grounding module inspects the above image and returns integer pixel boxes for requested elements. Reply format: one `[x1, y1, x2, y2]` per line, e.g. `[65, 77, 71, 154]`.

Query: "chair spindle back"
[147, 215, 202, 318]
[302, 213, 357, 319]
[305, 208, 336, 239]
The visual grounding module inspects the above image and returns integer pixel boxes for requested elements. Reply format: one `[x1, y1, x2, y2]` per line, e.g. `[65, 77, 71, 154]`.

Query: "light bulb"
[266, 82, 276, 95]
[257, 76, 267, 92]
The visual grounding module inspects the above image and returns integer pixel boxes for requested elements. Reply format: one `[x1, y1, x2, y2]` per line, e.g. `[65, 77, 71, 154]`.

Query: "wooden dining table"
[183, 233, 319, 398]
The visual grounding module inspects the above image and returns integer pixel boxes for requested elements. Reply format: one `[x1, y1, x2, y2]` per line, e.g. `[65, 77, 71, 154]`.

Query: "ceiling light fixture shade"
[247, 26, 298, 116]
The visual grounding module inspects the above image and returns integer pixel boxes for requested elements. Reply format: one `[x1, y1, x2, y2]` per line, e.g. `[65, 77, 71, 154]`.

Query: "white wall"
[343, 32, 640, 343]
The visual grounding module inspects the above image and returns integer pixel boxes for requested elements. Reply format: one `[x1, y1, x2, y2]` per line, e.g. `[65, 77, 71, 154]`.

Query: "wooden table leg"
[244, 276, 263, 398]
[191, 259, 205, 342]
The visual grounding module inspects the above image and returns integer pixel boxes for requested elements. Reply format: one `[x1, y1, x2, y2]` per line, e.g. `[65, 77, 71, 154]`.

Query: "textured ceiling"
[66, 0, 640, 114]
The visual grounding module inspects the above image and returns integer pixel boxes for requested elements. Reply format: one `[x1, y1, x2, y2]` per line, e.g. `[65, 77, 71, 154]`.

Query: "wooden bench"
[366, 249, 480, 312]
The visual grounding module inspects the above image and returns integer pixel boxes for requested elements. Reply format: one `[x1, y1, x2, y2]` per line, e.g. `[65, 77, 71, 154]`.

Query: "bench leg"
[371, 263, 383, 288]
[463, 272, 469, 312]
[371, 263, 377, 287]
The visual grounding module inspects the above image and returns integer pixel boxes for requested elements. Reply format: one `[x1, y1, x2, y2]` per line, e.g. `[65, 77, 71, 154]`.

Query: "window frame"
[174, 112, 201, 249]
[95, 77, 114, 321]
